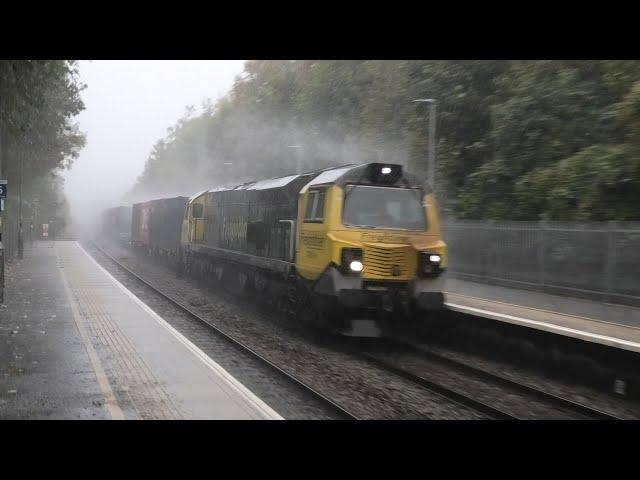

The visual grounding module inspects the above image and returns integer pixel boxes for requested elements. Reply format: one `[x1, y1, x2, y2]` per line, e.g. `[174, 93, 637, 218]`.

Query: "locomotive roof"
[132, 195, 189, 206]
[221, 164, 356, 193]
[299, 165, 357, 192]
[244, 174, 300, 191]
[195, 163, 424, 200]
[300, 163, 425, 192]
[189, 189, 209, 201]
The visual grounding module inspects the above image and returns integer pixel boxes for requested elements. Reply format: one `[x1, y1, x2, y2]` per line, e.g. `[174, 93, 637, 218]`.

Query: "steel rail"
[340, 342, 519, 420]
[91, 242, 359, 420]
[378, 338, 623, 420]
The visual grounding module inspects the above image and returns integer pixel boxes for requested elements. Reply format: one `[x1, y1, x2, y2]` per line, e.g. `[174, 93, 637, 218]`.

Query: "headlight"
[418, 252, 443, 277]
[349, 260, 364, 272]
[341, 248, 363, 274]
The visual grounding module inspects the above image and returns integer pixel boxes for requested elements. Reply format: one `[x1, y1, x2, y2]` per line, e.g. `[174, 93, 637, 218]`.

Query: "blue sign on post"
[0, 180, 6, 199]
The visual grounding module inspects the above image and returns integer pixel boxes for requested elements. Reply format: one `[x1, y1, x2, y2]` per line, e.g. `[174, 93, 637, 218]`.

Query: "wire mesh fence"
[442, 221, 640, 305]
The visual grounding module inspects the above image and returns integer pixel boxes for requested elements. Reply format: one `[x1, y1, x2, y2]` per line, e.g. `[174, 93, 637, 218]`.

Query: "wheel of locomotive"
[236, 269, 254, 295]
[213, 264, 225, 284]
[204, 260, 216, 288]
[199, 260, 209, 286]
[220, 263, 242, 295]
[189, 255, 201, 282]
[295, 284, 325, 330]
[182, 252, 192, 277]
[318, 297, 349, 333]
[175, 251, 184, 275]
[408, 299, 445, 337]
[275, 289, 291, 320]
[253, 270, 269, 302]
[320, 309, 350, 336]
[197, 258, 207, 285]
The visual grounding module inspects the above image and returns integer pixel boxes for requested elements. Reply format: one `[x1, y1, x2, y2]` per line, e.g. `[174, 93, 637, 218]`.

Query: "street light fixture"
[412, 98, 437, 188]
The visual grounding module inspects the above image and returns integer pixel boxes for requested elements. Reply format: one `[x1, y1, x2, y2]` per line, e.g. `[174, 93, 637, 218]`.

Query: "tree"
[0, 60, 85, 257]
[128, 60, 640, 221]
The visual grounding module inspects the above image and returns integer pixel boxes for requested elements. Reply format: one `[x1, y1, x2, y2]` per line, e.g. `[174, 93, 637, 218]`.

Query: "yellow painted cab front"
[296, 164, 447, 311]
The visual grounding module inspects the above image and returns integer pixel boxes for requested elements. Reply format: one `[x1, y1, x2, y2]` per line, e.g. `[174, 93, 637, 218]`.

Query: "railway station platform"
[444, 277, 640, 353]
[0, 240, 282, 420]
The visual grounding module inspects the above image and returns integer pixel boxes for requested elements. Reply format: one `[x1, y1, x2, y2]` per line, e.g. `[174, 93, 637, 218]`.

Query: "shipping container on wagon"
[149, 196, 189, 253]
[102, 206, 132, 242]
[131, 201, 151, 247]
[131, 197, 187, 252]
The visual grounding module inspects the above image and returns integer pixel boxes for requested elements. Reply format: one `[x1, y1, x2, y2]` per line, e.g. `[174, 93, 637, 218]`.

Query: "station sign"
[0, 180, 6, 199]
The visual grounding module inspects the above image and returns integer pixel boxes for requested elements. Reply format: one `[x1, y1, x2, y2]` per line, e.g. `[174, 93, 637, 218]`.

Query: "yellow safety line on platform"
[77, 242, 283, 420]
[56, 247, 126, 420]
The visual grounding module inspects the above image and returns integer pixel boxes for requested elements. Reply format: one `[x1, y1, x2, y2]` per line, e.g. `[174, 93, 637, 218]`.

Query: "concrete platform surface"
[1, 241, 282, 420]
[445, 278, 640, 353]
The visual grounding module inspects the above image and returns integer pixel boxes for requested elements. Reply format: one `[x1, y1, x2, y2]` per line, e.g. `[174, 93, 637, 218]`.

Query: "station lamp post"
[412, 98, 437, 188]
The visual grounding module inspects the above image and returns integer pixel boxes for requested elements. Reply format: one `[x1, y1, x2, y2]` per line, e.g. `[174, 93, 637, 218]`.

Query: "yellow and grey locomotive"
[179, 163, 447, 330]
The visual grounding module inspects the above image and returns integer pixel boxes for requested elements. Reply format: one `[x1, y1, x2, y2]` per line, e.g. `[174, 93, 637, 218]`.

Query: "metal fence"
[442, 221, 640, 305]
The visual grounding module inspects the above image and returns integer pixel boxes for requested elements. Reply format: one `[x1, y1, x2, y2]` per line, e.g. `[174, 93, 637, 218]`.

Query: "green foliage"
[130, 60, 640, 220]
[0, 60, 85, 177]
[513, 144, 640, 220]
[0, 60, 85, 256]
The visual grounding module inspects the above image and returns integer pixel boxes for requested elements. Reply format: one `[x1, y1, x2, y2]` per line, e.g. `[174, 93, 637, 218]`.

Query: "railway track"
[91, 242, 359, 420]
[343, 338, 623, 420]
[91, 241, 623, 420]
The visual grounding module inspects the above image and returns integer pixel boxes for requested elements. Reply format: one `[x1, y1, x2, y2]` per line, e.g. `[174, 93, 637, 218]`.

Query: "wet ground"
[0, 242, 110, 419]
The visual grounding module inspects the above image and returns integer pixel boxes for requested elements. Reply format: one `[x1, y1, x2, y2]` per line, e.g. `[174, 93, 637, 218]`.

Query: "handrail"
[278, 220, 296, 262]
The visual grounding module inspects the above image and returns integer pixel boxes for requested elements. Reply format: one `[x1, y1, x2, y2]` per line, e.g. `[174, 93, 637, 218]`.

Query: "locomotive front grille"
[363, 245, 411, 280]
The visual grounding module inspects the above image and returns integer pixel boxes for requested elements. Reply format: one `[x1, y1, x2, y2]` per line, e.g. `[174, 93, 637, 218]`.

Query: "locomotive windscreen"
[342, 185, 427, 231]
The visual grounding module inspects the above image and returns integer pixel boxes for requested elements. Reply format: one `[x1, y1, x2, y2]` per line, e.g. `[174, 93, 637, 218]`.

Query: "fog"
[63, 60, 245, 234]
[123, 104, 412, 207]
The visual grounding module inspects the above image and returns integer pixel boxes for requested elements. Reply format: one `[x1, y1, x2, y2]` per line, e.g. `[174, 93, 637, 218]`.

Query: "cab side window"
[304, 188, 326, 223]
[192, 203, 203, 219]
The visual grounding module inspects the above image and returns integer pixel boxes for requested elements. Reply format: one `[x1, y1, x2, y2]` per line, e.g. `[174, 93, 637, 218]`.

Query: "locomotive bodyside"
[180, 163, 447, 326]
[131, 197, 188, 252]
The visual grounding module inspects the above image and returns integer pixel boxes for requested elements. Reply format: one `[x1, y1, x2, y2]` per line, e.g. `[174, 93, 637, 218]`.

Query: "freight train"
[102, 163, 448, 331]
[101, 205, 132, 243]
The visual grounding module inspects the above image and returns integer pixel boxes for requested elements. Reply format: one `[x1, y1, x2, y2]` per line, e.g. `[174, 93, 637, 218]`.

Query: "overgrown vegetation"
[129, 60, 640, 221]
[0, 60, 85, 255]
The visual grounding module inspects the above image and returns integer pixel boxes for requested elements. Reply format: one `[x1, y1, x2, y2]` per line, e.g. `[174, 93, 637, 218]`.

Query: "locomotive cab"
[181, 190, 208, 245]
[296, 163, 447, 315]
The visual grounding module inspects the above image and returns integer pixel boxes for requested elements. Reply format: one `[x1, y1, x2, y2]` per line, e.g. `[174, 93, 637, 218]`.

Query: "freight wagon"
[101, 206, 132, 243]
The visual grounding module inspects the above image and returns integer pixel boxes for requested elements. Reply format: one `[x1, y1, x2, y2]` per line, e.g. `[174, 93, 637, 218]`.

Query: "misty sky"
[63, 60, 245, 228]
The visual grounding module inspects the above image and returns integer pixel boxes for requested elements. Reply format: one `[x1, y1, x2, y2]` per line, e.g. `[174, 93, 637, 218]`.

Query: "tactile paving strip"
[55, 245, 183, 420]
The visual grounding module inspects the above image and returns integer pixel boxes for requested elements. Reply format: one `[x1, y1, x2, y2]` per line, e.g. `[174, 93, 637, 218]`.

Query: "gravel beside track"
[90, 238, 640, 420]
[405, 339, 640, 419]
[346, 338, 624, 419]
[89, 240, 487, 419]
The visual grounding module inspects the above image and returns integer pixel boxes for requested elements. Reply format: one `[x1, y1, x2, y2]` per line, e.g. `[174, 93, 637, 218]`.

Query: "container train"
[101, 163, 448, 331]
[101, 205, 132, 243]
